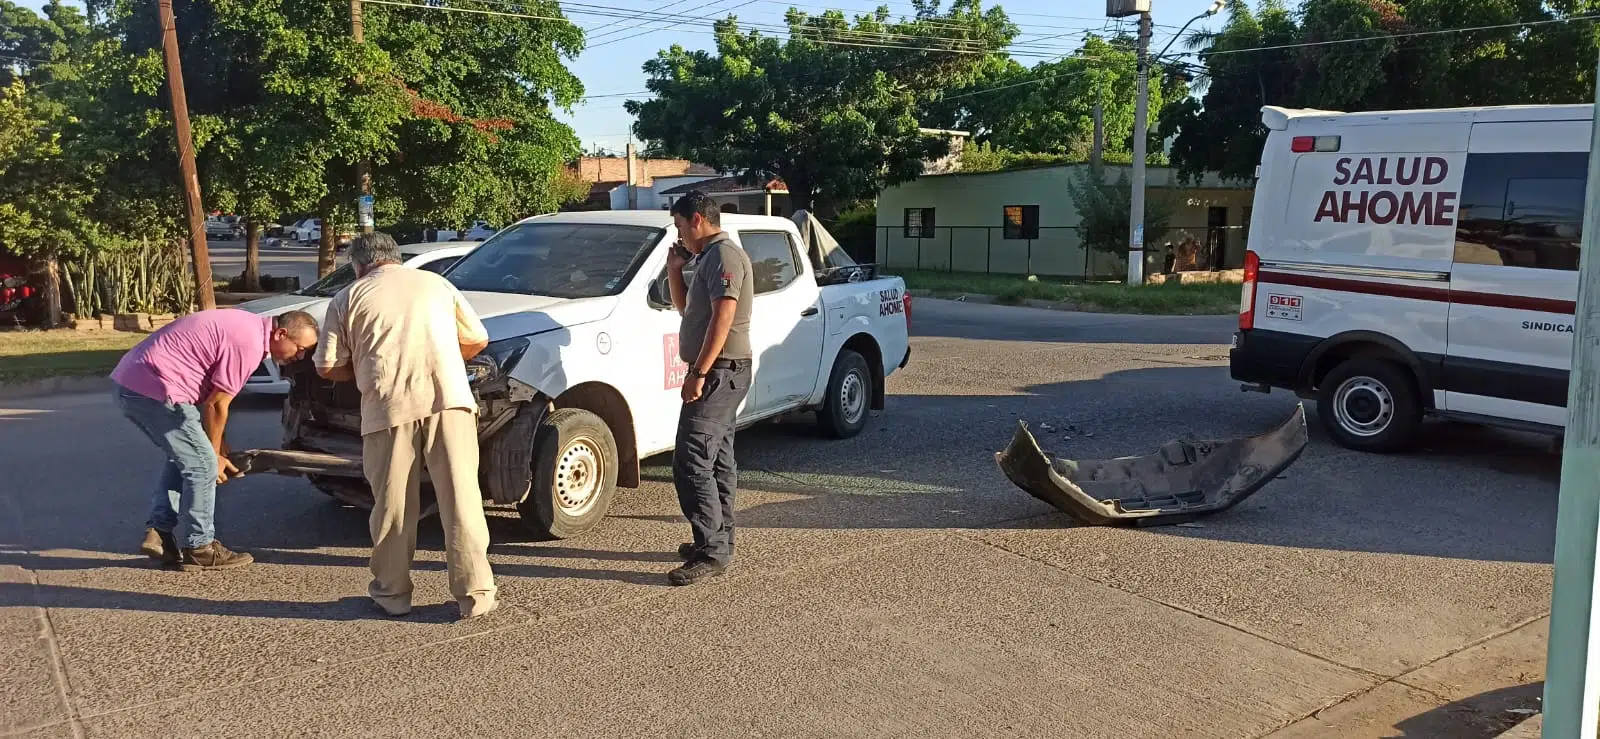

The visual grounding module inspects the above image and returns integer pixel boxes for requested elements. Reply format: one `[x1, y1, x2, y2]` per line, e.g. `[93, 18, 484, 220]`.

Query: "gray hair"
[274, 310, 319, 336]
[347, 232, 403, 268]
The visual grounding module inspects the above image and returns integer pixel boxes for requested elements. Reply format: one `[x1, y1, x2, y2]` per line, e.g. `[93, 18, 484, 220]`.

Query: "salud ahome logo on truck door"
[1312, 156, 1460, 226]
[663, 334, 689, 390]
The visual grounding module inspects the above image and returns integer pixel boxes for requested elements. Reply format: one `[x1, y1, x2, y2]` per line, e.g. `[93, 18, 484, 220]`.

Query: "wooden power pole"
[157, 0, 216, 310]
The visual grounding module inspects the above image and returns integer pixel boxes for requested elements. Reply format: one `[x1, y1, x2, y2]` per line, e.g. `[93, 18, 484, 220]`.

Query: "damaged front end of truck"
[994, 404, 1309, 527]
[231, 337, 553, 515]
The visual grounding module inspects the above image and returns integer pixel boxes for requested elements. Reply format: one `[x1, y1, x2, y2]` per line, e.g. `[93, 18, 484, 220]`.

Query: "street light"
[1123, 0, 1225, 286]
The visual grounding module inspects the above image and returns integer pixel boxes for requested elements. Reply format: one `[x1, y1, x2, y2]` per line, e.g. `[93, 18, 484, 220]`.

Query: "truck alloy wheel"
[1316, 357, 1422, 453]
[818, 349, 872, 439]
[517, 408, 619, 540]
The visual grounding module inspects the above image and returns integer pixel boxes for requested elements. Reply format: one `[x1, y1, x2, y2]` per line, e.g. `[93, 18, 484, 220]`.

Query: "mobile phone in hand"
[671, 243, 692, 261]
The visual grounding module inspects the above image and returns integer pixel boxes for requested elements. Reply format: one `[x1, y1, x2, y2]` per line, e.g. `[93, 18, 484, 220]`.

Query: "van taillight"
[1240, 250, 1260, 330]
[1290, 135, 1341, 153]
[903, 293, 912, 327]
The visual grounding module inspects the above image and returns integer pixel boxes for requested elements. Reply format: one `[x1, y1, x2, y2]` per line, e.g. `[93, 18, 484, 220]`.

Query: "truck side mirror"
[647, 275, 669, 308]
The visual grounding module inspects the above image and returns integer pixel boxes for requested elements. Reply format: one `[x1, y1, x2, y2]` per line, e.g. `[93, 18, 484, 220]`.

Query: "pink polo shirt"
[111, 308, 272, 405]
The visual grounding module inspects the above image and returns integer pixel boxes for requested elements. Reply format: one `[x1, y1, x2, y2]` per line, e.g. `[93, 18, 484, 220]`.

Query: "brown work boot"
[139, 528, 180, 566]
[179, 540, 254, 572]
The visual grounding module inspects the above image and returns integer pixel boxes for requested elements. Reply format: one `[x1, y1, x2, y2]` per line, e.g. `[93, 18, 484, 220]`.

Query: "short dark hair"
[274, 310, 319, 335]
[669, 190, 720, 227]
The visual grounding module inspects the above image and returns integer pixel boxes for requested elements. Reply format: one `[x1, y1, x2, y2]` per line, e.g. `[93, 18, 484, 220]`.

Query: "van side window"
[1455, 152, 1587, 271]
[737, 231, 800, 294]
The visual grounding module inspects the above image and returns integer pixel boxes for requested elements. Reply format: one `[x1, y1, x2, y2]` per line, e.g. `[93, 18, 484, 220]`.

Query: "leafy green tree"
[1164, 0, 1600, 182]
[0, 78, 92, 326]
[1062, 161, 1174, 259]
[628, 1, 1017, 213]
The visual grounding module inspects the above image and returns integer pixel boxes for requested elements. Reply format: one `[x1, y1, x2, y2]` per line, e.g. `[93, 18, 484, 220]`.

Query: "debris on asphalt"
[994, 403, 1310, 527]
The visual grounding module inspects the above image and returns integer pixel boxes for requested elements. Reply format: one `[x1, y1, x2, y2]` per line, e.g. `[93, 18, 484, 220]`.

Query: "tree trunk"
[316, 201, 338, 278]
[29, 253, 63, 328]
[243, 218, 262, 292]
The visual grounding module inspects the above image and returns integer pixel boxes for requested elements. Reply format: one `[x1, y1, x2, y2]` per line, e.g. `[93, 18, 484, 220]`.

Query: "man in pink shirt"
[111, 308, 320, 571]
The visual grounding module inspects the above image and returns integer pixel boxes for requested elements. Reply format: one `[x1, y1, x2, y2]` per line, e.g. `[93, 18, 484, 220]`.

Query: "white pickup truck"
[251, 210, 911, 540]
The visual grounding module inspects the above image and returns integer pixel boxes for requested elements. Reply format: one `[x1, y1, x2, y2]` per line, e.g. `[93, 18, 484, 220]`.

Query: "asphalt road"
[0, 298, 1556, 737]
[207, 240, 329, 288]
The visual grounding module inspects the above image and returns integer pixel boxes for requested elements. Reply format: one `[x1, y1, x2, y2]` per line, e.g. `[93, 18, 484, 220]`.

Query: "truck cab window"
[737, 231, 800, 294]
[1455, 152, 1587, 271]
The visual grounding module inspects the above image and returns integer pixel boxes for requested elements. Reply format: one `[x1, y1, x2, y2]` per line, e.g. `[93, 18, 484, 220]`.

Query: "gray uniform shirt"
[679, 232, 754, 363]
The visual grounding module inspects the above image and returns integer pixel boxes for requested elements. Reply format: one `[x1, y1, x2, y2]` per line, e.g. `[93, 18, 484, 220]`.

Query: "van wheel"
[517, 408, 619, 540]
[818, 349, 872, 439]
[1317, 357, 1422, 453]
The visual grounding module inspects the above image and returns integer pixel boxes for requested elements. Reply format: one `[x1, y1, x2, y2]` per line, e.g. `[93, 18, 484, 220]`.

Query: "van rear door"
[1443, 120, 1588, 429]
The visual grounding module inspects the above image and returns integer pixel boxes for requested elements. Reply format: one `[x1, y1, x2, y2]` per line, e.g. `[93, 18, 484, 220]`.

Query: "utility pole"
[157, 0, 215, 311]
[1542, 47, 1600, 739]
[351, 0, 374, 234]
[1126, 10, 1153, 286]
[626, 142, 639, 209]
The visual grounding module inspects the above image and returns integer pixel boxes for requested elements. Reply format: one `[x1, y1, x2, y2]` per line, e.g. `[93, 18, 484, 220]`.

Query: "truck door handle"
[800, 306, 819, 317]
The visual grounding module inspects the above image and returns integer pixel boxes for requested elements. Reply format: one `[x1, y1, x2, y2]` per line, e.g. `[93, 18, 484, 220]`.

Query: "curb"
[1493, 713, 1541, 738]
[0, 375, 113, 401]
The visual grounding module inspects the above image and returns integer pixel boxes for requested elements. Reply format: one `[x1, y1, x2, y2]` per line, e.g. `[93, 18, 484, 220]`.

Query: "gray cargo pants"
[673, 359, 752, 566]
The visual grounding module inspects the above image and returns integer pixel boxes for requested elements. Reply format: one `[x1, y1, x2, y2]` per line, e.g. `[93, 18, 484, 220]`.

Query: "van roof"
[1261, 103, 1593, 130]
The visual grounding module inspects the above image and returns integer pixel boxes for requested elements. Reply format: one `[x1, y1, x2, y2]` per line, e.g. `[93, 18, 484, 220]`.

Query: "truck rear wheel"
[516, 408, 619, 540]
[1316, 357, 1422, 453]
[818, 349, 872, 439]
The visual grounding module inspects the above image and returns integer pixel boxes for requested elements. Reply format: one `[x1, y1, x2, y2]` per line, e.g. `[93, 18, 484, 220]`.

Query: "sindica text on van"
[1230, 103, 1589, 452]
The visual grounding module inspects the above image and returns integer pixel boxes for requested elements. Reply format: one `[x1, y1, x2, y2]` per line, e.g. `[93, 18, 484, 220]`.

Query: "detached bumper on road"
[230, 448, 364, 478]
[994, 403, 1309, 527]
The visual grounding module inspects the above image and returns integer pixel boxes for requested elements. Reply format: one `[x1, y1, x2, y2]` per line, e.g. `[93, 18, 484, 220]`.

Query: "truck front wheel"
[517, 408, 619, 540]
[818, 349, 872, 439]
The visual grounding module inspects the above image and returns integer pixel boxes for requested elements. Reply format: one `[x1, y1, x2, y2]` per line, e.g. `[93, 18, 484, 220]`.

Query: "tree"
[1163, 0, 1600, 182]
[1062, 161, 1174, 260]
[928, 34, 1187, 162]
[0, 79, 91, 326]
[366, 0, 588, 231]
[628, 0, 1017, 213]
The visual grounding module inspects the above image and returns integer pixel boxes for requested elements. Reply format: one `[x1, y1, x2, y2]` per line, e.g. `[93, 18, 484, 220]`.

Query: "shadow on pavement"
[1390, 681, 1543, 738]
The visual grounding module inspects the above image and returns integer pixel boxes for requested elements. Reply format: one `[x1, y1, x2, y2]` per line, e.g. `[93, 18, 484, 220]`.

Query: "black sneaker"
[139, 528, 180, 566]
[667, 558, 726, 586]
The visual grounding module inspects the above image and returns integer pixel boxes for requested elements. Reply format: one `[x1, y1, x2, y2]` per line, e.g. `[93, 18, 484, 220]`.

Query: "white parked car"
[232, 241, 481, 394]
[240, 211, 911, 540]
[204, 215, 244, 240]
[286, 218, 356, 245]
[434, 220, 497, 241]
[1230, 102, 1589, 452]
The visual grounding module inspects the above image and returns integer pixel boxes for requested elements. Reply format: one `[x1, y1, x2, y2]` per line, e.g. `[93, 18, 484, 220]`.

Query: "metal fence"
[874, 224, 1249, 280]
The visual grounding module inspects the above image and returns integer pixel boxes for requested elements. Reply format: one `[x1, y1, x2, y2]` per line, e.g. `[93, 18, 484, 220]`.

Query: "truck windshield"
[445, 222, 663, 299]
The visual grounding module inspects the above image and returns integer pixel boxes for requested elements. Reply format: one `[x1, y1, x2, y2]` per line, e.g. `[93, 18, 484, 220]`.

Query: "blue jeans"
[113, 383, 217, 549]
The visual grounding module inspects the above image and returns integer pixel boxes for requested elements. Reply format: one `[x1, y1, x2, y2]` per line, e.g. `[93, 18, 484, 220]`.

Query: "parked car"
[287, 218, 356, 246]
[1229, 102, 1589, 452]
[433, 220, 498, 241]
[204, 215, 244, 240]
[232, 241, 481, 394]
[240, 210, 911, 540]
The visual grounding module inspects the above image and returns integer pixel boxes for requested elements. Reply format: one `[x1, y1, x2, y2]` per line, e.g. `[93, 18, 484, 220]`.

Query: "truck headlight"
[466, 336, 530, 385]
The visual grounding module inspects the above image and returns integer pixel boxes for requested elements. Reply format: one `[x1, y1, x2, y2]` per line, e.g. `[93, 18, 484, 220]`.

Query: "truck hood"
[463, 291, 617, 340]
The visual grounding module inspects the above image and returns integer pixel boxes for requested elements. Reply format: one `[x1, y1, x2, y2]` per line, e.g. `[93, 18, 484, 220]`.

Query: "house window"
[1003, 205, 1039, 240]
[904, 207, 935, 239]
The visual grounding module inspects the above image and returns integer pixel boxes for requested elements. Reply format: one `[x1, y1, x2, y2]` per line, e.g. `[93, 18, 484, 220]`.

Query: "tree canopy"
[1163, 0, 1600, 182]
[627, 0, 1017, 213]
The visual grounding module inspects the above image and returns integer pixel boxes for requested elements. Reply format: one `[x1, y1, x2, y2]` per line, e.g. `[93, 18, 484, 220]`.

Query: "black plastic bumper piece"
[994, 403, 1309, 527]
[1229, 329, 1319, 391]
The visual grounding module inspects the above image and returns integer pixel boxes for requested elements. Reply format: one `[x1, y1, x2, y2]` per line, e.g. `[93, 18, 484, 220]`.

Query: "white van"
[1230, 103, 1589, 452]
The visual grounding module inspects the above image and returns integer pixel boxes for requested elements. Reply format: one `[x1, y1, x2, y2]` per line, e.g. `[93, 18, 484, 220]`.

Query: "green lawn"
[0, 330, 143, 383]
[896, 269, 1241, 315]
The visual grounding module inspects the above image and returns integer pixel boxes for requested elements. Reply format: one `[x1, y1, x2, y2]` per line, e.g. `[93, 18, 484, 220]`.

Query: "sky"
[13, 0, 1231, 154]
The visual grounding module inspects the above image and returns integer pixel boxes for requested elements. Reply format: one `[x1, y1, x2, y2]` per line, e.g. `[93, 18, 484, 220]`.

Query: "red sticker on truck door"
[664, 334, 689, 389]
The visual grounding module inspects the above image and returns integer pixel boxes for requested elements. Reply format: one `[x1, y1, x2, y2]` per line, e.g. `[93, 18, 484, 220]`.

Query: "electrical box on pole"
[1107, 0, 1150, 18]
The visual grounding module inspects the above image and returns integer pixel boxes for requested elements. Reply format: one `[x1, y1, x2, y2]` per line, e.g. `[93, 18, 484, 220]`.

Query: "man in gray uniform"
[664, 190, 754, 586]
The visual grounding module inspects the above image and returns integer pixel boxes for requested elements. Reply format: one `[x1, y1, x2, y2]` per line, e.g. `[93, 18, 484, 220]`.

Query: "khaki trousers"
[362, 408, 497, 617]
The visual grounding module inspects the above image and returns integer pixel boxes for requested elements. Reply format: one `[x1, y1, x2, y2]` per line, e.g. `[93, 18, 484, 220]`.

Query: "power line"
[587, 0, 763, 49]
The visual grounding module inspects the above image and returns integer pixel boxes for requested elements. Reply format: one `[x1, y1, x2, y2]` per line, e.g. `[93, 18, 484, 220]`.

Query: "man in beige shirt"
[314, 232, 498, 620]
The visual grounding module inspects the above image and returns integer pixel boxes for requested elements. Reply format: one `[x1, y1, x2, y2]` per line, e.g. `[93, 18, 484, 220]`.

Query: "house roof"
[660, 175, 788, 196]
[588, 180, 626, 197]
